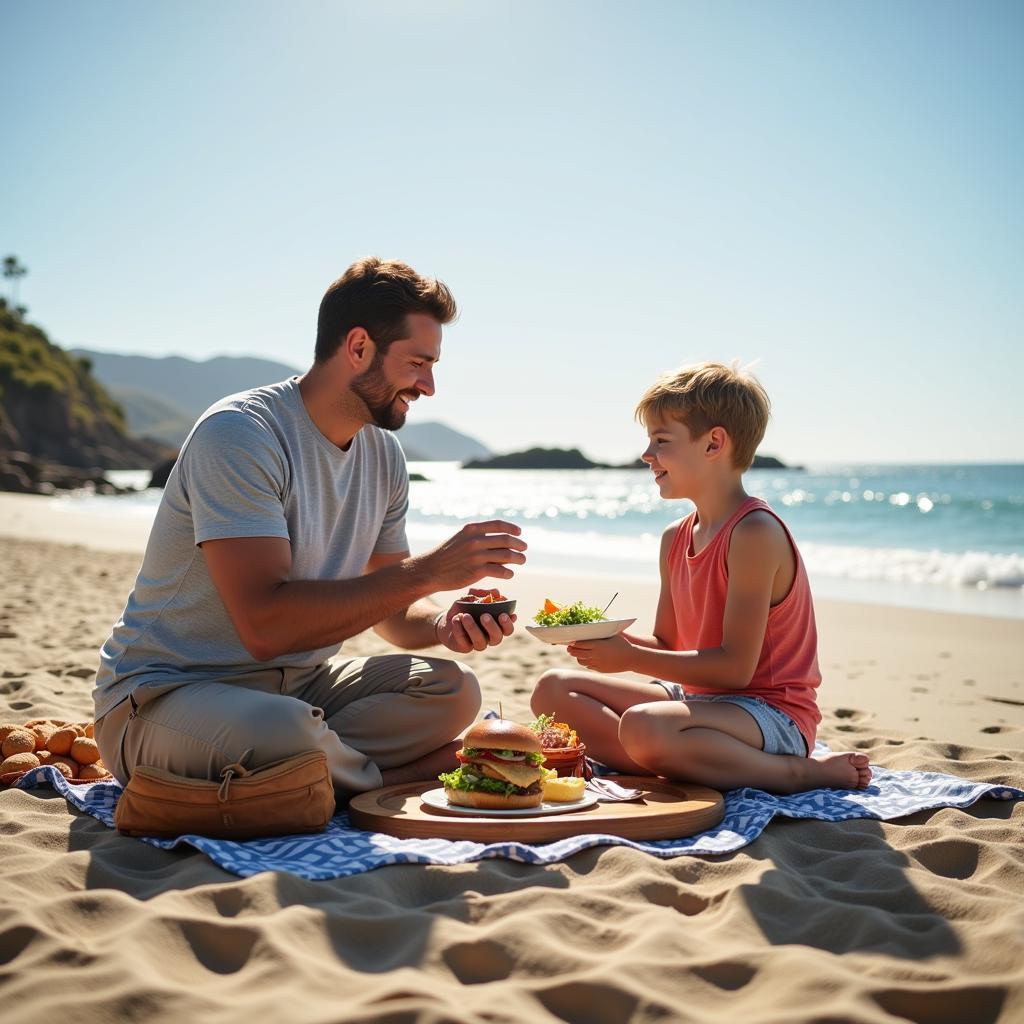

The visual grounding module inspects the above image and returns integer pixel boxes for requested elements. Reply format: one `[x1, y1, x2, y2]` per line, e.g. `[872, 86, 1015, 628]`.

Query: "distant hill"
[618, 455, 795, 470]
[465, 448, 614, 470]
[469, 449, 796, 470]
[72, 350, 302, 418]
[751, 454, 793, 470]
[107, 386, 197, 447]
[0, 303, 169, 490]
[77, 348, 493, 460]
[400, 421, 492, 463]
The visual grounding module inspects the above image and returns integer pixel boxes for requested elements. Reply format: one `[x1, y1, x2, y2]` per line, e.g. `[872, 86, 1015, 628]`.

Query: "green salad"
[533, 601, 606, 627]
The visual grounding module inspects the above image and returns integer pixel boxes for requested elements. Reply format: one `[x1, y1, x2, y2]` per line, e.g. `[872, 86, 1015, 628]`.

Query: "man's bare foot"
[379, 740, 462, 788]
[807, 751, 872, 790]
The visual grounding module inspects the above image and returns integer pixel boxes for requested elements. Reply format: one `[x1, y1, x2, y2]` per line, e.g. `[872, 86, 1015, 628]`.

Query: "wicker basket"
[541, 743, 587, 777]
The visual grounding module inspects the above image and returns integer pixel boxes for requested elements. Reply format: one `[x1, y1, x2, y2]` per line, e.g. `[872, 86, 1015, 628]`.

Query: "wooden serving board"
[348, 776, 725, 843]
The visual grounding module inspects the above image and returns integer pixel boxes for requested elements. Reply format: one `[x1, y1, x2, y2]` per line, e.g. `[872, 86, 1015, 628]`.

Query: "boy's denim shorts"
[652, 681, 808, 757]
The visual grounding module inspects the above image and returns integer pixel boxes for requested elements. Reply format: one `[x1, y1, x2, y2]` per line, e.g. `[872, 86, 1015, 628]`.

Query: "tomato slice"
[457, 750, 527, 764]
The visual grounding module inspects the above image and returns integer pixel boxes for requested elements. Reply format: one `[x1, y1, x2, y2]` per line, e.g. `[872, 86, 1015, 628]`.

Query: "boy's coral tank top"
[667, 495, 821, 753]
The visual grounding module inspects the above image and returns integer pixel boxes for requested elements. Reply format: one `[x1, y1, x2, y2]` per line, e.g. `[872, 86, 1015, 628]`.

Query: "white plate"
[525, 617, 636, 646]
[421, 787, 598, 817]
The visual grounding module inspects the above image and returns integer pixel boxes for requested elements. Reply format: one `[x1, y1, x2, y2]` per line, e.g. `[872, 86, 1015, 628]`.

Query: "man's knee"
[232, 696, 327, 761]
[430, 658, 481, 726]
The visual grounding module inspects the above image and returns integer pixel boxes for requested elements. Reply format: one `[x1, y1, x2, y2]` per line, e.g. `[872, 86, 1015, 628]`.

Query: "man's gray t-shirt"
[94, 377, 410, 721]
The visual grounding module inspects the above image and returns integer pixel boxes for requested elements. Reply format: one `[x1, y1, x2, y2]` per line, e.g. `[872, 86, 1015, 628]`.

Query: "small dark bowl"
[453, 597, 517, 625]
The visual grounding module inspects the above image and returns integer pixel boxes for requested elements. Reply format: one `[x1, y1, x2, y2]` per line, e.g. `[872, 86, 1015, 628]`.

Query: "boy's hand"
[566, 634, 635, 673]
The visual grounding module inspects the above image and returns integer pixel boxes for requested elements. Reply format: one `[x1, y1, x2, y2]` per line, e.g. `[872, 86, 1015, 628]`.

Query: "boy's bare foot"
[808, 751, 872, 790]
[379, 740, 462, 788]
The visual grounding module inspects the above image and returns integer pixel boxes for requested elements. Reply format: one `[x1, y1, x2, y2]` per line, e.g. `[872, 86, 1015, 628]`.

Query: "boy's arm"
[620, 521, 683, 651]
[569, 512, 783, 688]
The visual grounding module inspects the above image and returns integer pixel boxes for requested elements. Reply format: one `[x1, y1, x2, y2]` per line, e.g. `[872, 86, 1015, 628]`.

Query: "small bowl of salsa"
[453, 591, 517, 625]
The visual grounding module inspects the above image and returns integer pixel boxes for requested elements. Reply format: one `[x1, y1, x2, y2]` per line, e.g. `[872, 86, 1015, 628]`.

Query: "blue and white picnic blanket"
[12, 757, 1022, 881]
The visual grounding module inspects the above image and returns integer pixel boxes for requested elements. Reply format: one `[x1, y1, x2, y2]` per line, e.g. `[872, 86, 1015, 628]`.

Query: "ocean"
[95, 462, 1024, 619]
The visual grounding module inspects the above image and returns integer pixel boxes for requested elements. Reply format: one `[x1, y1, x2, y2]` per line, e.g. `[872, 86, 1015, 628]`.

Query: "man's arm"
[366, 550, 442, 649]
[200, 520, 525, 662]
[568, 512, 783, 687]
[365, 553, 514, 653]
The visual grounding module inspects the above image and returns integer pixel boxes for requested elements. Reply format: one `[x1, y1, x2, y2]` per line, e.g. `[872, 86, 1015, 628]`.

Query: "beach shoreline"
[6, 471, 1024, 622]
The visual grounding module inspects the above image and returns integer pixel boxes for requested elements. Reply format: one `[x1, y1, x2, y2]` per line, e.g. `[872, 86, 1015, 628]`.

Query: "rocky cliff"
[0, 303, 170, 492]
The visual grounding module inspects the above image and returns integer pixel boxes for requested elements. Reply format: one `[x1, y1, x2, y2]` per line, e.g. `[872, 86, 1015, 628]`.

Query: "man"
[94, 257, 526, 796]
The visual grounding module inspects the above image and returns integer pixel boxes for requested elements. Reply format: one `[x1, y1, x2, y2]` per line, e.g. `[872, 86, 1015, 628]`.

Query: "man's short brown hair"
[635, 361, 771, 470]
[315, 257, 457, 363]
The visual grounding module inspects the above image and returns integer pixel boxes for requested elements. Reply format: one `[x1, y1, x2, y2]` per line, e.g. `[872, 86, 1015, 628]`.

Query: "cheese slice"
[480, 759, 543, 789]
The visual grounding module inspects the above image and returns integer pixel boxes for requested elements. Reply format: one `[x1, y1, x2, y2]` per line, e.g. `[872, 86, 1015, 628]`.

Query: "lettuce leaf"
[439, 767, 523, 796]
[533, 601, 606, 627]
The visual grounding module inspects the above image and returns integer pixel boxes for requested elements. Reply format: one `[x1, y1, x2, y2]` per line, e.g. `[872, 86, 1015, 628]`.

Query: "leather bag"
[114, 749, 335, 839]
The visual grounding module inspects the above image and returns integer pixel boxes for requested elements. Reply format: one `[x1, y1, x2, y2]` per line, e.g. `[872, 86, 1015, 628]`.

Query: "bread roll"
[2, 729, 37, 758]
[1, 752, 40, 775]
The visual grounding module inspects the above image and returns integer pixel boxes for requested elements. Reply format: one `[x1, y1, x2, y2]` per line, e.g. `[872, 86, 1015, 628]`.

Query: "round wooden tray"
[348, 776, 725, 843]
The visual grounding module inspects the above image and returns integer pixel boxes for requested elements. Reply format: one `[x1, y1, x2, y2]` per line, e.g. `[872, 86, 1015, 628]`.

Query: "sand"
[1, 494, 1023, 1023]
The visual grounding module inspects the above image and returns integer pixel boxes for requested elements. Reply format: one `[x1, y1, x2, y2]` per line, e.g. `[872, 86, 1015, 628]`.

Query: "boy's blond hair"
[635, 361, 771, 470]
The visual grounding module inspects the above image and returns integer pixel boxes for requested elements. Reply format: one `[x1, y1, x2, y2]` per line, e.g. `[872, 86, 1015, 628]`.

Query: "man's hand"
[566, 633, 636, 674]
[438, 587, 516, 653]
[418, 520, 527, 590]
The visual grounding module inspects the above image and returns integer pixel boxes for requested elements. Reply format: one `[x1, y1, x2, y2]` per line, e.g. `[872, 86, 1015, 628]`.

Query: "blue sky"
[5, 1, 1022, 464]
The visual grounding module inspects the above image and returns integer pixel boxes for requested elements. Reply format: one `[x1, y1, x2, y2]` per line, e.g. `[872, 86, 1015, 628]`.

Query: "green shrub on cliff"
[0, 300, 126, 431]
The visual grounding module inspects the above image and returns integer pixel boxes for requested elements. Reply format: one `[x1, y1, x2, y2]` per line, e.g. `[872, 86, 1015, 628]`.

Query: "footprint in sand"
[442, 940, 515, 984]
[833, 708, 868, 721]
[63, 666, 95, 679]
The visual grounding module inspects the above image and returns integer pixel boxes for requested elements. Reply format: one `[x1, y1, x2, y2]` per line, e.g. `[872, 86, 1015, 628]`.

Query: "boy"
[531, 362, 871, 793]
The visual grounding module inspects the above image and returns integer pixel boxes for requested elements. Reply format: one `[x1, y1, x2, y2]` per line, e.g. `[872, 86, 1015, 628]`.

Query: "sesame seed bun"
[463, 719, 542, 754]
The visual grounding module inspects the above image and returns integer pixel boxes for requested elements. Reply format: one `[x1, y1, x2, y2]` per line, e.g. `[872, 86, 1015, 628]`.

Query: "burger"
[438, 720, 547, 810]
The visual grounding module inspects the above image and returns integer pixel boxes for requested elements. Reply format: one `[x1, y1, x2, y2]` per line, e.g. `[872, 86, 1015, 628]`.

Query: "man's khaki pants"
[95, 655, 481, 795]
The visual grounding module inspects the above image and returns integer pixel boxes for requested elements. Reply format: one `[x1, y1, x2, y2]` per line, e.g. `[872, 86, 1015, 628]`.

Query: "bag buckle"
[218, 748, 254, 802]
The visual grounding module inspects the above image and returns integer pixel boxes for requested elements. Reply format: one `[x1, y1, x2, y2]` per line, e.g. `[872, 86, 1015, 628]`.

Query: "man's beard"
[351, 353, 411, 431]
